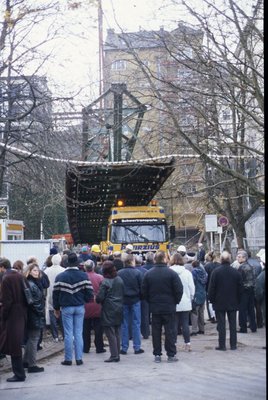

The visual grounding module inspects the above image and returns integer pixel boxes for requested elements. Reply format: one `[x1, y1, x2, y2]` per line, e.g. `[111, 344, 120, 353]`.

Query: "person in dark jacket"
[96, 261, 124, 362]
[143, 252, 155, 271]
[237, 250, 257, 333]
[135, 254, 150, 339]
[255, 267, 265, 332]
[208, 251, 243, 351]
[141, 251, 183, 363]
[53, 252, 93, 366]
[23, 263, 46, 373]
[191, 261, 208, 335]
[118, 253, 144, 355]
[204, 251, 220, 323]
[0, 258, 28, 382]
[247, 250, 263, 328]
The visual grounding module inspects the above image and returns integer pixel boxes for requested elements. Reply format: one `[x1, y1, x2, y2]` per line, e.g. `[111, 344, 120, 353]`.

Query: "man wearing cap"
[88, 244, 101, 267]
[53, 253, 93, 366]
[78, 246, 91, 264]
[177, 245, 188, 264]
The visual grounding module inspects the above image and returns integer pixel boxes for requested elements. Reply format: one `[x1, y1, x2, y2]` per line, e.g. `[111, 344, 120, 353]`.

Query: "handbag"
[22, 278, 34, 305]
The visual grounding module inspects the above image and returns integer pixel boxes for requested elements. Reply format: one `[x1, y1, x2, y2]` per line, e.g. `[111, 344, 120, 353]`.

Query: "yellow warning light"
[117, 199, 124, 207]
[150, 200, 157, 206]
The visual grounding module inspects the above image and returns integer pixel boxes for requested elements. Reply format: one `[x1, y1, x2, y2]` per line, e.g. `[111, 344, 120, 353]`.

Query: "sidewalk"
[0, 329, 64, 373]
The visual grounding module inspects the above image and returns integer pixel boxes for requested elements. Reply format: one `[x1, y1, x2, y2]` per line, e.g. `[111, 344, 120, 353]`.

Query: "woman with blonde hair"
[23, 263, 46, 373]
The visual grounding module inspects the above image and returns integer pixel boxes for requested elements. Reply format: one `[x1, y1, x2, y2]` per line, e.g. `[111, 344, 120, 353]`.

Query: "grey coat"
[96, 276, 124, 327]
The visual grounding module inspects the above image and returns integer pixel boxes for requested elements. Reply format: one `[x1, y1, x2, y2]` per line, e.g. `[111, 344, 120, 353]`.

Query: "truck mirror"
[169, 225, 176, 240]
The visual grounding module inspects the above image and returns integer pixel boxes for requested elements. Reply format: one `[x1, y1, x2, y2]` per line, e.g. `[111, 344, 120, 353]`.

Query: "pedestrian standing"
[135, 254, 150, 339]
[23, 263, 46, 373]
[44, 253, 65, 341]
[191, 260, 207, 336]
[204, 251, 220, 323]
[142, 251, 183, 363]
[96, 261, 124, 362]
[170, 253, 195, 351]
[237, 250, 257, 333]
[83, 259, 106, 354]
[118, 253, 144, 355]
[53, 252, 93, 366]
[0, 258, 28, 382]
[208, 251, 243, 350]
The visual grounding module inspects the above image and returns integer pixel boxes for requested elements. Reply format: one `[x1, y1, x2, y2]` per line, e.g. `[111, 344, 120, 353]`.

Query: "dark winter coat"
[238, 261, 256, 289]
[0, 270, 28, 356]
[96, 276, 124, 326]
[192, 266, 208, 306]
[141, 263, 183, 314]
[204, 261, 220, 291]
[26, 276, 46, 330]
[118, 266, 143, 305]
[208, 262, 243, 311]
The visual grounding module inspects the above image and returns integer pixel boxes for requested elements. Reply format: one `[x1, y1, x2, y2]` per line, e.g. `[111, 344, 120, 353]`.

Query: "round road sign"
[218, 216, 229, 227]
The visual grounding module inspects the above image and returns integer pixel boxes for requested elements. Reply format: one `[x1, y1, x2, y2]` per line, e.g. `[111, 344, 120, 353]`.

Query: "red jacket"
[84, 271, 103, 318]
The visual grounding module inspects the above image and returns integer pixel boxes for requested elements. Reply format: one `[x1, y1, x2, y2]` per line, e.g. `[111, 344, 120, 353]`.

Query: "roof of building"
[104, 24, 203, 51]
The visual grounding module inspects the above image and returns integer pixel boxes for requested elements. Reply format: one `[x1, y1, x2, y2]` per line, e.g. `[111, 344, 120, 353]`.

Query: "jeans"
[61, 305, 85, 361]
[121, 302, 141, 352]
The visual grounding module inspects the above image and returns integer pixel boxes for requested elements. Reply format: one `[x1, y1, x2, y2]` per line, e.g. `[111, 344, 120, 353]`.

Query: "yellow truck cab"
[100, 201, 170, 256]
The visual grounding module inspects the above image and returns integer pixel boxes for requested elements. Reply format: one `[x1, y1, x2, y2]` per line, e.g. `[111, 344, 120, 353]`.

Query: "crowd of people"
[0, 242, 265, 382]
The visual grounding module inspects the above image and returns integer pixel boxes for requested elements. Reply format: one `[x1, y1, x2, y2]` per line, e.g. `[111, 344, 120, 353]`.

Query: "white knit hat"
[52, 253, 62, 265]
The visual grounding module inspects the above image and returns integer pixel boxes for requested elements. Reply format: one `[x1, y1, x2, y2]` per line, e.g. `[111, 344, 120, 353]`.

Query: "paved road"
[0, 321, 266, 400]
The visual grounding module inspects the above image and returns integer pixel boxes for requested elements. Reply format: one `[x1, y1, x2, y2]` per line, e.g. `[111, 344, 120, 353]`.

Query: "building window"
[111, 60, 127, 70]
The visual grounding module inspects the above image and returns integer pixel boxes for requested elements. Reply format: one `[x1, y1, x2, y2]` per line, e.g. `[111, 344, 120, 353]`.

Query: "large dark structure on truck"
[66, 161, 174, 245]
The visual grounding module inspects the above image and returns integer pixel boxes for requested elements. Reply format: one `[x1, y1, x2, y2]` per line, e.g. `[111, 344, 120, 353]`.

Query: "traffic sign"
[218, 216, 229, 227]
[205, 214, 218, 232]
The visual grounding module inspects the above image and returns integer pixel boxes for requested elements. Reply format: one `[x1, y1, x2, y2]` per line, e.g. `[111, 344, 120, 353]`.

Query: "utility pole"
[98, 0, 104, 103]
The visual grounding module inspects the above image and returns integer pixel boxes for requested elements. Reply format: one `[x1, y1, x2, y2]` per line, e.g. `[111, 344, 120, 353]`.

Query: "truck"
[0, 219, 24, 240]
[100, 200, 170, 255]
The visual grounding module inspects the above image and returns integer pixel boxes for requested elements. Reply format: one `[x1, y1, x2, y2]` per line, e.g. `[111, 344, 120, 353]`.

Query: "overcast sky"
[41, 0, 190, 104]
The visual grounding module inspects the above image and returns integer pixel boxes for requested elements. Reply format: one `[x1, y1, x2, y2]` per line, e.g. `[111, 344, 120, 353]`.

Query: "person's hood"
[52, 253, 62, 266]
[194, 266, 207, 284]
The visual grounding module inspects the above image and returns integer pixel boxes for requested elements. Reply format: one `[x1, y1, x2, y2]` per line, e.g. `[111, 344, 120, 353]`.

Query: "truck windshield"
[111, 224, 167, 243]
